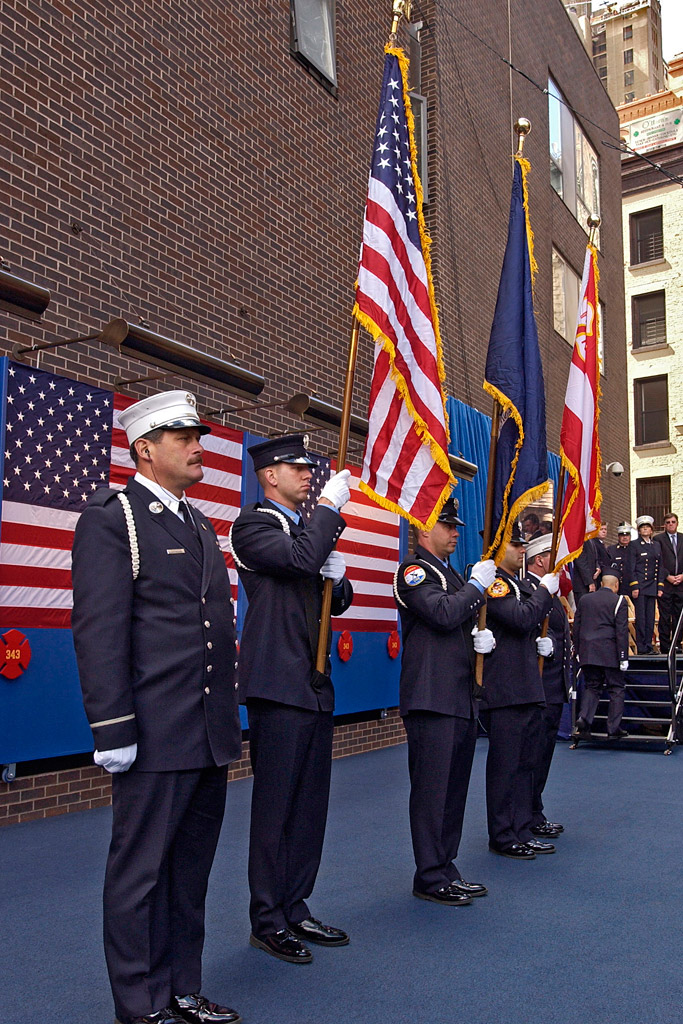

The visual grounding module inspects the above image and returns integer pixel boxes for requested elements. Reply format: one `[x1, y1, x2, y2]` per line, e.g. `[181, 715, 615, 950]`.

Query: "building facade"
[591, 0, 665, 106]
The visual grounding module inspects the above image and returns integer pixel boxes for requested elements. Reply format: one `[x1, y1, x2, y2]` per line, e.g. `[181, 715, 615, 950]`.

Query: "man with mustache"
[72, 391, 242, 1024]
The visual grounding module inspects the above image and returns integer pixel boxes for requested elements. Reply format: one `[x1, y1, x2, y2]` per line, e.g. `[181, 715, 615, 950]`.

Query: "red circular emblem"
[337, 630, 353, 662]
[1, 629, 32, 680]
[387, 630, 401, 659]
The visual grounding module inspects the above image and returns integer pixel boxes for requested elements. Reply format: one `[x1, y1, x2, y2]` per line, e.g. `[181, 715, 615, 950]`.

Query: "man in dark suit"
[607, 524, 636, 597]
[72, 391, 242, 1024]
[481, 526, 558, 860]
[573, 575, 630, 738]
[572, 523, 612, 601]
[631, 515, 660, 654]
[655, 512, 683, 654]
[229, 435, 353, 964]
[394, 497, 496, 905]
[524, 535, 571, 840]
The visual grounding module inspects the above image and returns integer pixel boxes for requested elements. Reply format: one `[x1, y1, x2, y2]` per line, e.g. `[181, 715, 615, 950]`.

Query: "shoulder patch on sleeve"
[487, 577, 510, 598]
[403, 564, 426, 587]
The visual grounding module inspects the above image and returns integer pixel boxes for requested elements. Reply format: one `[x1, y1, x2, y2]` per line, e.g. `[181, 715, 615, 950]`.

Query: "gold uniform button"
[204, 620, 211, 628]
[234, 681, 239, 690]
[234, 661, 238, 670]
[202, 597, 206, 605]
[207, 642, 213, 650]
[204, 686, 210, 695]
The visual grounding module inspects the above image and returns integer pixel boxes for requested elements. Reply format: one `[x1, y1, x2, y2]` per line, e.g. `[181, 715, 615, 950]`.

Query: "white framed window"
[552, 248, 605, 373]
[548, 77, 600, 239]
[290, 0, 337, 91]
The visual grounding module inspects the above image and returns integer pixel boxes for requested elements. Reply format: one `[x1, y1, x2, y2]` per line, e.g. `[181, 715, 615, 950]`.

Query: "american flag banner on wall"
[354, 47, 453, 530]
[0, 361, 243, 628]
[300, 453, 399, 633]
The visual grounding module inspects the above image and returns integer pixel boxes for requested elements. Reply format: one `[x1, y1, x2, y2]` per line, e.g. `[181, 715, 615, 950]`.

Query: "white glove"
[471, 626, 496, 654]
[319, 469, 351, 510]
[320, 550, 346, 584]
[619, 660, 629, 672]
[536, 636, 554, 657]
[540, 572, 560, 595]
[470, 559, 497, 589]
[94, 744, 138, 773]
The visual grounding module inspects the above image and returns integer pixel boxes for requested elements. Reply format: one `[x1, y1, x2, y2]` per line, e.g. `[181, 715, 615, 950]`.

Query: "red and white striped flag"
[555, 244, 602, 570]
[355, 47, 453, 530]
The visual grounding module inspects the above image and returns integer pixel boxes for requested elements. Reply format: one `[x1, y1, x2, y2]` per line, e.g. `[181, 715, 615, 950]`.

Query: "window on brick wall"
[597, 65, 608, 80]
[407, 21, 428, 203]
[632, 291, 666, 348]
[593, 34, 606, 56]
[623, 25, 633, 40]
[630, 207, 663, 264]
[624, 48, 634, 64]
[634, 375, 668, 445]
[624, 91, 636, 103]
[624, 70, 634, 86]
[552, 248, 580, 342]
[290, 0, 337, 92]
[636, 476, 671, 528]
[548, 77, 600, 238]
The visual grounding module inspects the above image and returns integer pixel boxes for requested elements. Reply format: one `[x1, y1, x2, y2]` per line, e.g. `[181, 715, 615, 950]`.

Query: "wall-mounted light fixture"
[0, 265, 51, 322]
[12, 317, 265, 398]
[289, 391, 479, 481]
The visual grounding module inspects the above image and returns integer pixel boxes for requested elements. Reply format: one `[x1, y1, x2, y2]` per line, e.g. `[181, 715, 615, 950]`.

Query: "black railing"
[666, 605, 683, 747]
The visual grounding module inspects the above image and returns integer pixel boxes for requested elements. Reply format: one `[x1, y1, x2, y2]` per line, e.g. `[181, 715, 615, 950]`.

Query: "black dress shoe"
[116, 1011, 186, 1024]
[449, 879, 488, 897]
[173, 993, 242, 1024]
[488, 841, 535, 860]
[544, 820, 564, 832]
[287, 917, 349, 946]
[530, 824, 560, 838]
[249, 928, 313, 963]
[608, 728, 629, 739]
[413, 883, 473, 905]
[575, 717, 591, 736]
[523, 839, 555, 854]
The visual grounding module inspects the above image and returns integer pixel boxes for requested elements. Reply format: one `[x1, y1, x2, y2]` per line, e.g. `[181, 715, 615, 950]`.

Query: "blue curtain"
[446, 396, 559, 574]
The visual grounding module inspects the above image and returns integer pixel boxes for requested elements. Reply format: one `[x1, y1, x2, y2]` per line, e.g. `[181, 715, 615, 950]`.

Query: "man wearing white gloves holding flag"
[229, 434, 353, 965]
[393, 496, 496, 906]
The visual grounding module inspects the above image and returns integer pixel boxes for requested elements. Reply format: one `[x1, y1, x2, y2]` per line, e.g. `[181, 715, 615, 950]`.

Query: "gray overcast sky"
[660, 0, 683, 62]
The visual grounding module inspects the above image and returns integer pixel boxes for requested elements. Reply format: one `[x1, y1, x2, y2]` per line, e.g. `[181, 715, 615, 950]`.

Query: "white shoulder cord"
[117, 492, 140, 580]
[615, 595, 624, 617]
[393, 558, 448, 609]
[228, 506, 291, 573]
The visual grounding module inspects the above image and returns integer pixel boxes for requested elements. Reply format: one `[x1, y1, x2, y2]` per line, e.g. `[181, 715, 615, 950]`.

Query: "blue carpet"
[0, 739, 681, 1024]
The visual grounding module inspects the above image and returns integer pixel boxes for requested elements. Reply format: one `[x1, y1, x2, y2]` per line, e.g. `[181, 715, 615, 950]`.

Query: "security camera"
[605, 462, 624, 478]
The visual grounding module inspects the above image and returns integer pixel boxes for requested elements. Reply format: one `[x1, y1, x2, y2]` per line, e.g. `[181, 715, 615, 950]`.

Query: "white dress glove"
[540, 572, 560, 595]
[470, 559, 497, 589]
[319, 469, 351, 510]
[536, 636, 554, 657]
[619, 660, 629, 672]
[320, 550, 346, 584]
[471, 626, 496, 654]
[94, 744, 138, 773]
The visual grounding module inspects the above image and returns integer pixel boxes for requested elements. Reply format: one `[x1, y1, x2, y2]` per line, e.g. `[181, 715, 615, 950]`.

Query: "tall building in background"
[591, 0, 665, 106]
[620, 55, 683, 525]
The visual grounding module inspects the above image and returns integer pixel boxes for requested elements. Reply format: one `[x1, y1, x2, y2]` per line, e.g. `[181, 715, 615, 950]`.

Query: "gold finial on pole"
[390, 0, 411, 42]
[587, 213, 601, 246]
[514, 117, 531, 156]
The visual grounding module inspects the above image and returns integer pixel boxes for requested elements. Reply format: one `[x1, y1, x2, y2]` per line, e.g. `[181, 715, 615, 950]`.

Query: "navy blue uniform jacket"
[481, 569, 553, 709]
[573, 587, 629, 667]
[607, 542, 636, 596]
[394, 546, 486, 719]
[71, 477, 242, 771]
[632, 538, 660, 595]
[229, 500, 353, 713]
[525, 573, 571, 703]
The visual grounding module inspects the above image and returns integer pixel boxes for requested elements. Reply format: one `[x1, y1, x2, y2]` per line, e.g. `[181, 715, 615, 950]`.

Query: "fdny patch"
[487, 578, 510, 598]
[403, 564, 426, 587]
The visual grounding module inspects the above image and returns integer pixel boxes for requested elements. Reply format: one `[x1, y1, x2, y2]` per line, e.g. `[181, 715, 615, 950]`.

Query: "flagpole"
[474, 116, 531, 689]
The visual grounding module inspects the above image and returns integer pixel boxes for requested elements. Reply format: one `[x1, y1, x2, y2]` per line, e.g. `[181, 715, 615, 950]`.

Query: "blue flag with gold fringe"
[483, 156, 549, 562]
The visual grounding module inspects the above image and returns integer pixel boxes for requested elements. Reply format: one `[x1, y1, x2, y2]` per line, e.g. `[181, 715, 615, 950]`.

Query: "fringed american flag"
[300, 454, 399, 633]
[355, 47, 453, 531]
[0, 361, 242, 628]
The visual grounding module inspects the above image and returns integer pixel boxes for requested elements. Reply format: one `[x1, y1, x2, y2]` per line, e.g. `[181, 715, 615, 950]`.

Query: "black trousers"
[481, 703, 543, 847]
[578, 665, 625, 734]
[634, 592, 657, 652]
[531, 702, 564, 827]
[657, 587, 683, 652]
[104, 765, 227, 1023]
[403, 711, 476, 893]
[246, 699, 334, 937]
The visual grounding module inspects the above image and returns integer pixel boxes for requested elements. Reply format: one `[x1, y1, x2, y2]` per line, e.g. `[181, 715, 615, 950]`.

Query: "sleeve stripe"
[89, 713, 136, 728]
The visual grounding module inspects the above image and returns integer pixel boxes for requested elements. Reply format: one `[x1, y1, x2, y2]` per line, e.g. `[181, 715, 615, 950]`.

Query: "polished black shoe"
[530, 823, 560, 838]
[288, 917, 349, 946]
[249, 928, 313, 963]
[413, 883, 473, 905]
[488, 841, 535, 860]
[608, 728, 629, 739]
[116, 1011, 186, 1024]
[173, 993, 242, 1024]
[449, 879, 488, 897]
[544, 820, 564, 832]
[575, 717, 591, 737]
[523, 839, 555, 854]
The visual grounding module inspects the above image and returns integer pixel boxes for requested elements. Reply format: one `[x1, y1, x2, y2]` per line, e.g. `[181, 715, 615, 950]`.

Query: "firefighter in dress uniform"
[631, 515, 660, 654]
[607, 524, 636, 598]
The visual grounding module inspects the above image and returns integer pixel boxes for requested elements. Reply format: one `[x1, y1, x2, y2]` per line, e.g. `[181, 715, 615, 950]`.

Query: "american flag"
[354, 47, 453, 531]
[0, 361, 243, 628]
[555, 244, 602, 572]
[299, 453, 399, 633]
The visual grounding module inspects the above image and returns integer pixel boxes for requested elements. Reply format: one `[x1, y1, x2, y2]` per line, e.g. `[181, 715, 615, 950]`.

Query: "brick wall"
[0, 711, 407, 827]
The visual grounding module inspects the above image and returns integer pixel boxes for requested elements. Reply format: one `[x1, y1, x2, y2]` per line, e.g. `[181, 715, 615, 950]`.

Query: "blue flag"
[483, 156, 549, 562]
